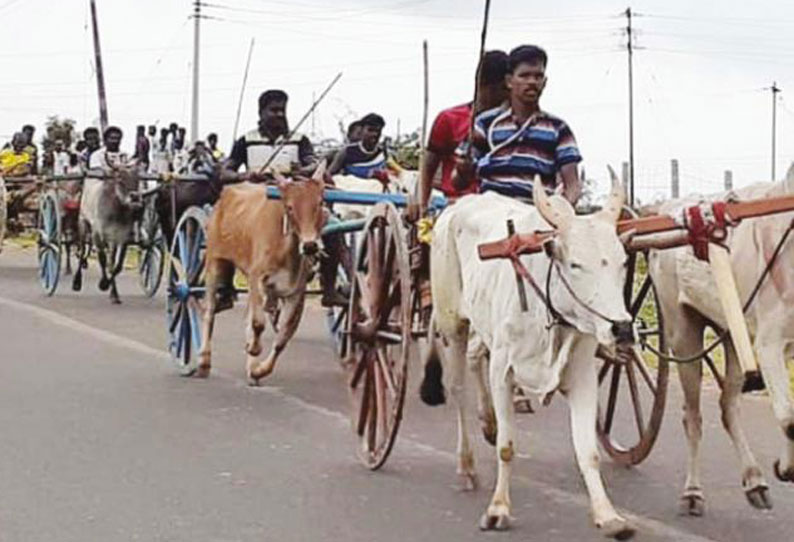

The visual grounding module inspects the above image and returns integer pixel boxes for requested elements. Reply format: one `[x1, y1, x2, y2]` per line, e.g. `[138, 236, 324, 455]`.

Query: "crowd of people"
[0, 122, 227, 179]
[1, 43, 582, 309]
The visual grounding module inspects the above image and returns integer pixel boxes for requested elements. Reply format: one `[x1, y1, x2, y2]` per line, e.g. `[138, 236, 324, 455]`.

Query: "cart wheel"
[345, 202, 411, 470]
[138, 200, 165, 297]
[325, 232, 355, 358]
[597, 250, 669, 466]
[166, 206, 207, 376]
[37, 190, 62, 296]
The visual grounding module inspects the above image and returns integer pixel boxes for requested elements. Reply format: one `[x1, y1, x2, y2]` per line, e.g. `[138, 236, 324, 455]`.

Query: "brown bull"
[198, 166, 326, 384]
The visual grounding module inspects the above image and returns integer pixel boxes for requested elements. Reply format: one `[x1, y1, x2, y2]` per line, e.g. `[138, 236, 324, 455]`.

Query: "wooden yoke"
[477, 192, 794, 384]
[478, 192, 794, 260]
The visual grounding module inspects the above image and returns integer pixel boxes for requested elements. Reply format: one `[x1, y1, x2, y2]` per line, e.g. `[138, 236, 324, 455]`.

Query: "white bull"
[330, 167, 441, 220]
[426, 174, 636, 539]
[649, 163, 794, 516]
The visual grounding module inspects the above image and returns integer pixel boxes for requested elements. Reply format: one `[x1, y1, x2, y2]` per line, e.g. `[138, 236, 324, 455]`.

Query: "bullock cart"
[477, 192, 794, 466]
[1, 172, 165, 297]
[1, 173, 84, 295]
[164, 177, 447, 470]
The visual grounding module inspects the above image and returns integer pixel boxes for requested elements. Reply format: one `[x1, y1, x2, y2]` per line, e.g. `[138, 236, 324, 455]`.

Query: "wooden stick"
[708, 243, 758, 375]
[415, 40, 429, 202]
[467, 0, 492, 152]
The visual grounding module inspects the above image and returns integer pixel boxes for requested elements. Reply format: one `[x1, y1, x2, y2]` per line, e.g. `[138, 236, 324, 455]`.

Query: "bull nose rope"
[506, 246, 624, 331]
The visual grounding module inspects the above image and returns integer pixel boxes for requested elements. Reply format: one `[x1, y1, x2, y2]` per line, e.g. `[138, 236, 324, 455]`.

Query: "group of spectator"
[0, 122, 226, 179]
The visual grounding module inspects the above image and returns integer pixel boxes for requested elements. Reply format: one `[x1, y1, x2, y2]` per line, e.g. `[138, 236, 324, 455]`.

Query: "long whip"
[257, 72, 343, 174]
[467, 0, 492, 156]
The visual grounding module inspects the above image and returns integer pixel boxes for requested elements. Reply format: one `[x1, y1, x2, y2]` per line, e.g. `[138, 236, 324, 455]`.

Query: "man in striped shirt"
[459, 45, 582, 203]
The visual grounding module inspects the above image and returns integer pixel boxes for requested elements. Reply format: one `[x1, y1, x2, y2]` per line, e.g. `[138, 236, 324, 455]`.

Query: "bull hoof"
[71, 275, 82, 292]
[478, 512, 510, 531]
[774, 460, 794, 483]
[679, 493, 705, 517]
[456, 472, 479, 492]
[99, 277, 110, 291]
[110, 296, 121, 305]
[745, 485, 772, 510]
[247, 376, 262, 387]
[599, 518, 635, 540]
[196, 365, 211, 379]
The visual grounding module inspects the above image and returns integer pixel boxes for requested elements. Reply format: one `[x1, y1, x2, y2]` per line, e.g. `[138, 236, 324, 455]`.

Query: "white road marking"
[0, 293, 719, 542]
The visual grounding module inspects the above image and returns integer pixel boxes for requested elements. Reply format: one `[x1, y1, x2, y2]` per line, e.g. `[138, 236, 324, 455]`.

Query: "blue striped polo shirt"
[471, 106, 582, 199]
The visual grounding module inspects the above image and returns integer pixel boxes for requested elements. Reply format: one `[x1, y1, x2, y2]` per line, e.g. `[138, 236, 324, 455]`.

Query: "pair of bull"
[424, 167, 794, 539]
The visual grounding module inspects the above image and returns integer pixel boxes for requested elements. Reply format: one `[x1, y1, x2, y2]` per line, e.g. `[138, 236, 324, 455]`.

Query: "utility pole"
[89, 0, 108, 133]
[670, 159, 679, 199]
[625, 7, 635, 206]
[190, 0, 201, 143]
[724, 169, 733, 191]
[771, 82, 781, 180]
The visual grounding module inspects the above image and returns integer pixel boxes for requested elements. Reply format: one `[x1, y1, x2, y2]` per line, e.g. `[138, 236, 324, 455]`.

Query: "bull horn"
[312, 159, 328, 182]
[533, 175, 573, 230]
[783, 162, 794, 193]
[597, 165, 626, 224]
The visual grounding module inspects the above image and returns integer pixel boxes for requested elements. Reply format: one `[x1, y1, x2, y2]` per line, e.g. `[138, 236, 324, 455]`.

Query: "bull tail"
[419, 211, 465, 406]
[419, 313, 445, 406]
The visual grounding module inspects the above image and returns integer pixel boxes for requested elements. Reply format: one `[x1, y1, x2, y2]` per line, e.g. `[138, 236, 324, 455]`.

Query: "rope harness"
[641, 212, 794, 364]
[499, 199, 794, 364]
[506, 237, 625, 330]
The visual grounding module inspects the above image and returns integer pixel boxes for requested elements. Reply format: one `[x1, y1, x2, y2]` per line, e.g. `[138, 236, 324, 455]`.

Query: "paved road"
[1, 246, 793, 542]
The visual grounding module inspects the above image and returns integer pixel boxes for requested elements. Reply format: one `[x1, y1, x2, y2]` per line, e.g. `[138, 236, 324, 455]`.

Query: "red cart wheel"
[597, 250, 669, 466]
[344, 202, 412, 470]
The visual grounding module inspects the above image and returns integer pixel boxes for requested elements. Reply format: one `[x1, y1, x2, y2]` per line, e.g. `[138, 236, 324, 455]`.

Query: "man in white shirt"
[52, 139, 71, 175]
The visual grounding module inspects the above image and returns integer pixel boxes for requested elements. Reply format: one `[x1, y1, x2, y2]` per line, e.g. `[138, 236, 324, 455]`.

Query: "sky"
[2, 0, 794, 202]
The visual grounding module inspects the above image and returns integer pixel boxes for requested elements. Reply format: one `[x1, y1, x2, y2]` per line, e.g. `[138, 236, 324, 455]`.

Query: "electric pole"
[625, 6, 635, 206]
[89, 0, 108, 133]
[771, 82, 781, 180]
[190, 0, 201, 143]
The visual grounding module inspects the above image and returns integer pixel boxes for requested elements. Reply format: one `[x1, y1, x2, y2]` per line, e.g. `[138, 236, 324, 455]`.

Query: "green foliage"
[385, 129, 421, 170]
[41, 116, 76, 153]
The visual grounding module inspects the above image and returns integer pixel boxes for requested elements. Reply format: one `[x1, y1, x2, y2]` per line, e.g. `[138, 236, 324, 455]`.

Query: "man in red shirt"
[417, 50, 509, 213]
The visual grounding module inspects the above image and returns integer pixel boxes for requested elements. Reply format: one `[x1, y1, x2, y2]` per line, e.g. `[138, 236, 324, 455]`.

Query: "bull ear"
[533, 175, 573, 231]
[312, 159, 328, 183]
[597, 165, 626, 224]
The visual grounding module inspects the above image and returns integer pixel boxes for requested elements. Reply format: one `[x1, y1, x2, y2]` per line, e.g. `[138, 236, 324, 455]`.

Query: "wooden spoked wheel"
[166, 207, 207, 376]
[344, 202, 412, 470]
[37, 190, 62, 296]
[597, 250, 669, 466]
[137, 199, 165, 298]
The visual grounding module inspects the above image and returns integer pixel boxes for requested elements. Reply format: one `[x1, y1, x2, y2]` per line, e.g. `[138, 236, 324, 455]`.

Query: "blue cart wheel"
[37, 190, 62, 296]
[166, 206, 208, 376]
[325, 231, 355, 358]
[138, 200, 165, 297]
